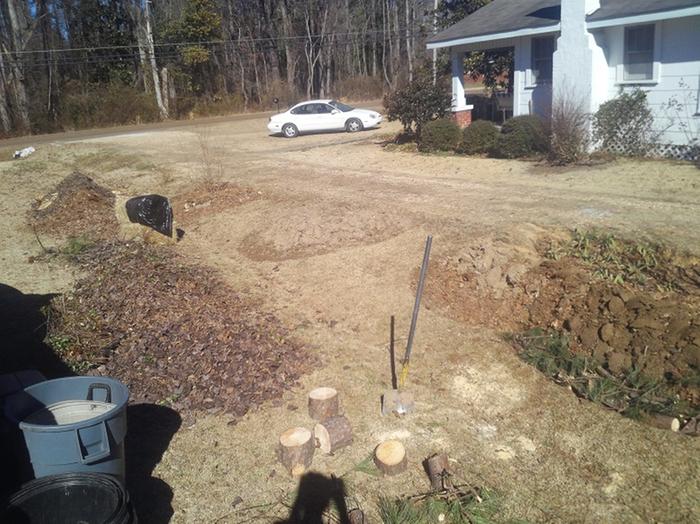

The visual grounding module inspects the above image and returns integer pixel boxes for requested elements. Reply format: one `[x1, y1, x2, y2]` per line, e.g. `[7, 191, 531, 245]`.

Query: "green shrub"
[418, 118, 461, 152]
[490, 115, 549, 159]
[458, 120, 499, 155]
[384, 74, 451, 137]
[593, 89, 654, 156]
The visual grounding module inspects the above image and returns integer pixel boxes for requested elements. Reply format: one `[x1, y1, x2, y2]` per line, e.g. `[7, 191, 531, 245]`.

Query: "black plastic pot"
[2, 472, 136, 524]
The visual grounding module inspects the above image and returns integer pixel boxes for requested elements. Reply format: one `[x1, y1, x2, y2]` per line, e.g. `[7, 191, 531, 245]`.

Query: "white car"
[267, 99, 382, 138]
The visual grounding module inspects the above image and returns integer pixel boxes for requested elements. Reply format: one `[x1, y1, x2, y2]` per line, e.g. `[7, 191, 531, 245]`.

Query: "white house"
[427, 0, 700, 155]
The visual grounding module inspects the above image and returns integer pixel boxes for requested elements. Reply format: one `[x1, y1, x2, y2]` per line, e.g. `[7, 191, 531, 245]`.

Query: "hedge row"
[417, 116, 550, 159]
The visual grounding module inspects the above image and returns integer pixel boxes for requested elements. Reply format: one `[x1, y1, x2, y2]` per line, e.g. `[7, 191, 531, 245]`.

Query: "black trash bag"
[125, 195, 173, 237]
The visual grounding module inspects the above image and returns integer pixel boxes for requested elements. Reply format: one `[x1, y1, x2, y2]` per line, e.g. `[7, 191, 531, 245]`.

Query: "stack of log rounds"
[374, 440, 407, 476]
[314, 416, 353, 454]
[308, 387, 339, 420]
[278, 427, 315, 477]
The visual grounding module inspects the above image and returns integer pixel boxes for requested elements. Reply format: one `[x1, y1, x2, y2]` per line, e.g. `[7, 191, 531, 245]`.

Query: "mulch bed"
[48, 241, 311, 418]
[29, 172, 118, 240]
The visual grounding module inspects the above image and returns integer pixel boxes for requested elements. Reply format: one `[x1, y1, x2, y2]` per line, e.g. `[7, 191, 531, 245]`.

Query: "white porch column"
[451, 49, 467, 111]
[450, 49, 474, 127]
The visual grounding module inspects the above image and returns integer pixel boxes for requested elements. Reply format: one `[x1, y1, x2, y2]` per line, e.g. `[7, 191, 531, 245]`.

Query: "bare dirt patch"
[171, 182, 262, 225]
[46, 241, 311, 419]
[29, 172, 118, 241]
[239, 199, 414, 261]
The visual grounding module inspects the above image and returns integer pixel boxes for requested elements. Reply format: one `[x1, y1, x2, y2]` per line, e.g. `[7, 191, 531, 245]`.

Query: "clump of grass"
[378, 487, 500, 524]
[545, 229, 667, 287]
[514, 328, 696, 420]
[60, 235, 94, 256]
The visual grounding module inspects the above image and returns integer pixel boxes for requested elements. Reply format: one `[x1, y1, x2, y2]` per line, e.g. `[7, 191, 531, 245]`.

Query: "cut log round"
[348, 509, 366, 524]
[278, 427, 315, 477]
[425, 452, 451, 491]
[374, 440, 407, 476]
[648, 414, 680, 432]
[314, 415, 353, 454]
[308, 387, 339, 420]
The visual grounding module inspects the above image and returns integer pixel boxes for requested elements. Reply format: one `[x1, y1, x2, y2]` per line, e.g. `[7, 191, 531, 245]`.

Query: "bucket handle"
[87, 382, 112, 404]
[76, 421, 111, 464]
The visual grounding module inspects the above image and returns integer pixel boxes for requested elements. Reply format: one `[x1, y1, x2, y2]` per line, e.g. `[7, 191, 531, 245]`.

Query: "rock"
[630, 314, 665, 331]
[505, 264, 527, 286]
[607, 296, 626, 317]
[612, 288, 633, 303]
[485, 267, 505, 289]
[564, 317, 582, 333]
[599, 323, 615, 343]
[607, 352, 632, 374]
[685, 344, 700, 368]
[593, 342, 610, 363]
[580, 325, 600, 348]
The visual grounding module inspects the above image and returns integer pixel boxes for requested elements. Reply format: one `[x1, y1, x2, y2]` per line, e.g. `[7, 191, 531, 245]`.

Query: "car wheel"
[282, 123, 299, 138]
[346, 118, 363, 133]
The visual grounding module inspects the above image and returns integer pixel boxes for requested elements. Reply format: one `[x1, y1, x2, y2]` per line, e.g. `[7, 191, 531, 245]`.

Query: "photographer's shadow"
[276, 472, 351, 524]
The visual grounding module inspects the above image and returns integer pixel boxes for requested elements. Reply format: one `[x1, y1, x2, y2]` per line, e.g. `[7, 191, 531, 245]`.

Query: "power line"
[1, 28, 429, 57]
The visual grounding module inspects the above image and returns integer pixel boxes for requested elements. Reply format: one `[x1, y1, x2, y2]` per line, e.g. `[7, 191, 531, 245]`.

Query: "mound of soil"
[30, 173, 118, 240]
[427, 228, 700, 409]
[171, 182, 261, 224]
[48, 242, 311, 418]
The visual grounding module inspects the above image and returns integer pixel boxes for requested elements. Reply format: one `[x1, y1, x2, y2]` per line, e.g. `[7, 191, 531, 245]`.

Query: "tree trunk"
[143, 1, 167, 119]
[405, 0, 413, 82]
[5, 0, 32, 131]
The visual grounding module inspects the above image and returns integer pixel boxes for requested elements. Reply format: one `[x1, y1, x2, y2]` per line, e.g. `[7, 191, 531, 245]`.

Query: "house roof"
[427, 0, 560, 46]
[427, 0, 700, 47]
[589, 0, 700, 22]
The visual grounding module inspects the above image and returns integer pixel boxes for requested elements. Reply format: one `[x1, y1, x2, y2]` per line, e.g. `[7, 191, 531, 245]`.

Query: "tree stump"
[374, 440, 407, 476]
[278, 427, 315, 477]
[314, 415, 353, 454]
[308, 387, 339, 420]
[425, 452, 452, 491]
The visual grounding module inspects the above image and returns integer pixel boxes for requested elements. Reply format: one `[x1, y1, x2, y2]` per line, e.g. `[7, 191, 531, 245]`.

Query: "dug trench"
[426, 227, 700, 429]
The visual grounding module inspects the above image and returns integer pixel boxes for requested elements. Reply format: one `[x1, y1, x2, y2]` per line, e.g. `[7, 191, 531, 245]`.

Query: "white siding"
[514, 36, 555, 118]
[599, 15, 700, 145]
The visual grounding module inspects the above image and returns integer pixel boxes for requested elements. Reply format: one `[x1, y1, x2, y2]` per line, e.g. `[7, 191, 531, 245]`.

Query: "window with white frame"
[624, 25, 655, 81]
[531, 36, 554, 85]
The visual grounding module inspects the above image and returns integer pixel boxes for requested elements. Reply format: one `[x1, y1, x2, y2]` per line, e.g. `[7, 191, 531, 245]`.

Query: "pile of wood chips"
[48, 241, 311, 418]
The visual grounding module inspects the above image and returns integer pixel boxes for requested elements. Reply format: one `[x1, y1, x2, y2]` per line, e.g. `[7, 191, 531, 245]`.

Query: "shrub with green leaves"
[383, 75, 451, 138]
[489, 115, 549, 159]
[418, 118, 462, 152]
[458, 120, 499, 155]
[593, 89, 654, 156]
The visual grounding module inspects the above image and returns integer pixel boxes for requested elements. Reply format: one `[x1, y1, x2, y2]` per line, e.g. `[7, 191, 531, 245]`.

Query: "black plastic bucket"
[2, 472, 137, 524]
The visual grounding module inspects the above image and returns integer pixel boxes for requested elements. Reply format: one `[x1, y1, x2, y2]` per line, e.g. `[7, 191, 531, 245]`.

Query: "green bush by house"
[490, 115, 549, 159]
[418, 118, 462, 152]
[458, 120, 499, 155]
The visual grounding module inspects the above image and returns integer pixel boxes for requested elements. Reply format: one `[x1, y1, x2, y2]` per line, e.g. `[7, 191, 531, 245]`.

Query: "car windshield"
[329, 100, 354, 112]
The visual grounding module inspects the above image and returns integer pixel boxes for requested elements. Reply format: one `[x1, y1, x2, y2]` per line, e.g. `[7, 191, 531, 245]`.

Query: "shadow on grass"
[275, 472, 351, 524]
[126, 404, 181, 524]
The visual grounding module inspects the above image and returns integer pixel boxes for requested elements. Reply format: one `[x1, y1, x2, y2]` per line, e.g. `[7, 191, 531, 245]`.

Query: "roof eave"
[426, 24, 560, 50]
[587, 5, 700, 29]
